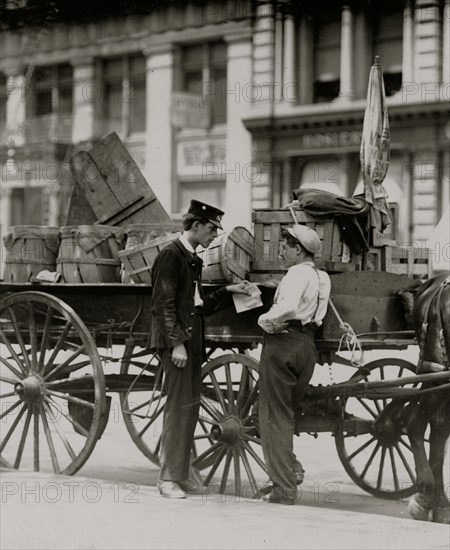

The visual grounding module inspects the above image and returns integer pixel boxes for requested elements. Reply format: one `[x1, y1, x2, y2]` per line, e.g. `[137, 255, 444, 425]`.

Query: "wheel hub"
[373, 403, 405, 446]
[210, 416, 242, 445]
[14, 375, 43, 403]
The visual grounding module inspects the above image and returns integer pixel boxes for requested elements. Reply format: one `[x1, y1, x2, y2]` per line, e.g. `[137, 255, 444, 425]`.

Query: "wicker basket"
[199, 227, 254, 284]
[57, 225, 125, 283]
[2, 226, 60, 283]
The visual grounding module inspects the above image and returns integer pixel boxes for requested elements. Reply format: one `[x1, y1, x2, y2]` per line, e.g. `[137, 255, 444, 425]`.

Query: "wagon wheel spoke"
[376, 446, 387, 490]
[206, 371, 227, 413]
[0, 336, 27, 379]
[45, 389, 96, 409]
[393, 442, 416, 484]
[45, 396, 90, 438]
[0, 404, 27, 454]
[40, 403, 60, 473]
[5, 306, 31, 373]
[200, 397, 222, 422]
[242, 440, 268, 474]
[0, 292, 105, 475]
[42, 401, 76, 461]
[44, 345, 87, 381]
[233, 447, 241, 495]
[192, 353, 265, 495]
[238, 446, 259, 497]
[388, 446, 400, 492]
[37, 306, 53, 372]
[203, 446, 228, 486]
[335, 358, 421, 500]
[119, 347, 166, 466]
[360, 441, 381, 480]
[219, 450, 233, 494]
[355, 397, 378, 418]
[346, 436, 377, 462]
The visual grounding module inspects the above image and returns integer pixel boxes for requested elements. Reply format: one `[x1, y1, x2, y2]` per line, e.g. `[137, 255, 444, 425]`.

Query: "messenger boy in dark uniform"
[150, 200, 251, 499]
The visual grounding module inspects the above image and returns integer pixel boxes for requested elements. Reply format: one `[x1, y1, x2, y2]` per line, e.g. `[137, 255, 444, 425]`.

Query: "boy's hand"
[226, 280, 252, 295]
[172, 343, 188, 368]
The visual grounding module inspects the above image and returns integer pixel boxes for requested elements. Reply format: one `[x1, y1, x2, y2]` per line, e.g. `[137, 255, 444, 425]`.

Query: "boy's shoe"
[178, 479, 204, 494]
[157, 480, 186, 499]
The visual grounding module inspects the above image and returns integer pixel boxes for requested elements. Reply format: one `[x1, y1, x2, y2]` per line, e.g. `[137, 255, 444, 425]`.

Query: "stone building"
[1, 0, 449, 274]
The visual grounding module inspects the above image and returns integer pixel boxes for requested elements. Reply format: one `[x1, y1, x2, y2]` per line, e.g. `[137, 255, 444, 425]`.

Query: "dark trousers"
[159, 314, 203, 482]
[259, 327, 317, 501]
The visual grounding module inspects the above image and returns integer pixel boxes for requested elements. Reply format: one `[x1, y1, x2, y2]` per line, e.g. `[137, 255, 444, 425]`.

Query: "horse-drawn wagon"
[1, 268, 447, 504]
[1, 132, 448, 522]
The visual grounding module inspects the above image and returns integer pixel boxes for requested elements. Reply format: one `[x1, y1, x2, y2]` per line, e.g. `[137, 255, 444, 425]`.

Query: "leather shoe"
[157, 480, 186, 499]
[178, 479, 204, 494]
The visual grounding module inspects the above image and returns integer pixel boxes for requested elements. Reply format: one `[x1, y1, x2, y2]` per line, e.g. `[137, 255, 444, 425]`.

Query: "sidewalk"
[1, 468, 449, 550]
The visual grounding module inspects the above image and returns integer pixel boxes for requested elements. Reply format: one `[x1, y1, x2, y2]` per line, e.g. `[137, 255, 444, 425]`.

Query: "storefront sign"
[172, 92, 210, 129]
[302, 130, 362, 149]
[177, 139, 226, 177]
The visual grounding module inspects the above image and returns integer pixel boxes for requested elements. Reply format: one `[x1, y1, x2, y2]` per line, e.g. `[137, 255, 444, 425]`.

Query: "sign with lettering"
[172, 92, 210, 129]
[177, 138, 226, 177]
[302, 130, 362, 149]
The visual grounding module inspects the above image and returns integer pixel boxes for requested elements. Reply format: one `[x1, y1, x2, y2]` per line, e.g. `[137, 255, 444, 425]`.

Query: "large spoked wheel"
[192, 353, 268, 498]
[335, 357, 425, 500]
[0, 291, 107, 474]
[119, 345, 164, 465]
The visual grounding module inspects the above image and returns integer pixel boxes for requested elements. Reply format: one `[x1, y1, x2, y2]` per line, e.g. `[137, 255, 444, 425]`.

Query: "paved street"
[1, 349, 449, 550]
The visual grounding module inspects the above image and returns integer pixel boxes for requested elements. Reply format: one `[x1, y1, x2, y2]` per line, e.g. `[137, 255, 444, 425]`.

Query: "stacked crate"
[249, 208, 360, 282]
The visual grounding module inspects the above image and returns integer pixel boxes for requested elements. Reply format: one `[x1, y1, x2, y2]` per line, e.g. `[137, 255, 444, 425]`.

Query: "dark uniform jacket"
[149, 239, 231, 351]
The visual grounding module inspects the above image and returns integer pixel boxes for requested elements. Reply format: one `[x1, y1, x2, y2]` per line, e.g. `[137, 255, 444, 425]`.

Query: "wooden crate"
[67, 132, 173, 227]
[383, 245, 431, 278]
[118, 233, 178, 284]
[198, 227, 254, 283]
[249, 209, 359, 281]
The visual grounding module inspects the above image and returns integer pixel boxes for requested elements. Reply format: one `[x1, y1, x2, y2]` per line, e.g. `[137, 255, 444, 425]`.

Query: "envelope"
[232, 283, 263, 313]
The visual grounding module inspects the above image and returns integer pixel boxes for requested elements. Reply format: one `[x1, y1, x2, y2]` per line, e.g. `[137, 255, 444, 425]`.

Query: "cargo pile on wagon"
[2, 132, 431, 285]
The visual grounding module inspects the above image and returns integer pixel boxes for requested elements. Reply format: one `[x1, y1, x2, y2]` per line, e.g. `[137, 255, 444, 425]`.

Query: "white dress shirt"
[258, 262, 331, 334]
[179, 233, 204, 307]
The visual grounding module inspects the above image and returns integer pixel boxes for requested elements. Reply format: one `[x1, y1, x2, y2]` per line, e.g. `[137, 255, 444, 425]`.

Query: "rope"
[328, 298, 365, 368]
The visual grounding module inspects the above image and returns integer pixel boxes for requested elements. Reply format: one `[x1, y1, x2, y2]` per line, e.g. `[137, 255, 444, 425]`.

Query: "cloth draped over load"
[292, 188, 370, 255]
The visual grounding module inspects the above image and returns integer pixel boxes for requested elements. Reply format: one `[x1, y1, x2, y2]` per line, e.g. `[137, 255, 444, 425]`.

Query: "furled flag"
[360, 56, 392, 231]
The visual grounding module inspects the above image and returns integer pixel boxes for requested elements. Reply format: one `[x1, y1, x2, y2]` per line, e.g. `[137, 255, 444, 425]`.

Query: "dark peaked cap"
[188, 200, 224, 229]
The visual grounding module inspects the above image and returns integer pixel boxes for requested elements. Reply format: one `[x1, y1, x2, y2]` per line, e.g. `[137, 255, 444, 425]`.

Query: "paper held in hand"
[232, 283, 263, 313]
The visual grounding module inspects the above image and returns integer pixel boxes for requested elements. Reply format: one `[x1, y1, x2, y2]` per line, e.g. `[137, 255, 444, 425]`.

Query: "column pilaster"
[71, 57, 96, 143]
[144, 44, 174, 213]
[339, 5, 354, 101]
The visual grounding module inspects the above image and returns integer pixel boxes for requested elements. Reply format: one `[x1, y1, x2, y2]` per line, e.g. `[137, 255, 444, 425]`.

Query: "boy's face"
[196, 221, 218, 248]
[279, 238, 300, 265]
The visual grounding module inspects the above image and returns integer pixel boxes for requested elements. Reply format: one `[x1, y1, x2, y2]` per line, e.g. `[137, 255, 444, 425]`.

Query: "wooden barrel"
[57, 225, 125, 283]
[2, 226, 60, 282]
[199, 227, 254, 284]
[118, 233, 178, 284]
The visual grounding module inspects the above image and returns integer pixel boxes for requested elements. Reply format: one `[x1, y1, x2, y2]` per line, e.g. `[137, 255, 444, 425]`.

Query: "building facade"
[1, 0, 449, 274]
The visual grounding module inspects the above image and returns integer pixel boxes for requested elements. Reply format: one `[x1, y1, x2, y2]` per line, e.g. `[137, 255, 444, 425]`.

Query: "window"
[313, 12, 341, 103]
[31, 65, 73, 116]
[371, 5, 403, 96]
[181, 41, 227, 126]
[28, 64, 73, 142]
[10, 187, 45, 226]
[101, 54, 146, 137]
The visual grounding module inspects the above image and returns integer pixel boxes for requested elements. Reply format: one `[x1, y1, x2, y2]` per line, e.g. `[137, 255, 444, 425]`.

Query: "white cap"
[286, 225, 321, 255]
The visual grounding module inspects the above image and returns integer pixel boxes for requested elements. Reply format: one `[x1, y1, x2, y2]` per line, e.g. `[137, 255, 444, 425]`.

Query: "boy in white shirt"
[258, 225, 331, 505]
